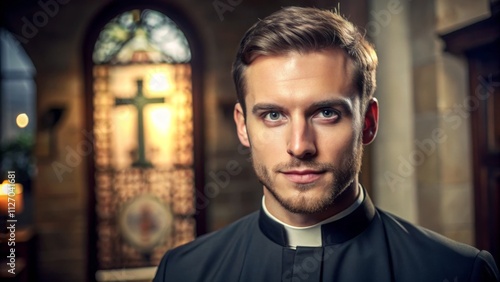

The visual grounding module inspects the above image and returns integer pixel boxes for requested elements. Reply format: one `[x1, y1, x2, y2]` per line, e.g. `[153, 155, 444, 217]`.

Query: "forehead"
[244, 49, 356, 104]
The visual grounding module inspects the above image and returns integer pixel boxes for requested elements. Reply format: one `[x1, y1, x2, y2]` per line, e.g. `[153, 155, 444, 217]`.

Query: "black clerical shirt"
[154, 190, 500, 281]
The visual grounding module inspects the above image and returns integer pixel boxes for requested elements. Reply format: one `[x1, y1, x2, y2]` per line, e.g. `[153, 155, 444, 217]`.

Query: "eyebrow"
[251, 97, 354, 116]
[306, 98, 354, 116]
[251, 104, 285, 115]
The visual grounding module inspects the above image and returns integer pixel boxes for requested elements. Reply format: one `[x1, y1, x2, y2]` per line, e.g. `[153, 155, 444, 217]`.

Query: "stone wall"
[412, 0, 489, 245]
[370, 0, 490, 245]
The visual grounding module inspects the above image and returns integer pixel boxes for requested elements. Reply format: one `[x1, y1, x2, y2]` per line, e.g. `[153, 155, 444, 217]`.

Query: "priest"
[154, 6, 499, 282]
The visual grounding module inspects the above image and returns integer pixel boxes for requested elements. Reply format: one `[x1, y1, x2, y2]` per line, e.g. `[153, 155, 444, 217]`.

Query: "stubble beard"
[252, 144, 363, 215]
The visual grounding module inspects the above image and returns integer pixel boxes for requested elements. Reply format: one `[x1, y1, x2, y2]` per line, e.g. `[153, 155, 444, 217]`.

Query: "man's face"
[234, 49, 371, 216]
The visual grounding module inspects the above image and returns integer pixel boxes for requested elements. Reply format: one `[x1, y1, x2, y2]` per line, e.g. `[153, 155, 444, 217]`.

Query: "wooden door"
[441, 11, 500, 265]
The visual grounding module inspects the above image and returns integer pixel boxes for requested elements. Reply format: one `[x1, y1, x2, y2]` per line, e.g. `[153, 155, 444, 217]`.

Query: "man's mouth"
[281, 169, 324, 184]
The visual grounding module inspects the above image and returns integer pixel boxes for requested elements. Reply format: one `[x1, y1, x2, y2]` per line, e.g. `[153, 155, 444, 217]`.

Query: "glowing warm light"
[1, 180, 23, 194]
[149, 107, 172, 130]
[0, 180, 24, 214]
[112, 106, 138, 168]
[147, 106, 175, 166]
[105, 64, 188, 169]
[148, 73, 170, 92]
[16, 113, 29, 128]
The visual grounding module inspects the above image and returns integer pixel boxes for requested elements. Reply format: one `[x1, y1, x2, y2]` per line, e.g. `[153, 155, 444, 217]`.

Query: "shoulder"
[377, 209, 499, 281]
[153, 211, 259, 281]
[378, 209, 478, 256]
[169, 210, 259, 257]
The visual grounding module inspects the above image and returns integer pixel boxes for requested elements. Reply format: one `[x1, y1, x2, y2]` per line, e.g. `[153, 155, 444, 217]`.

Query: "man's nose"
[286, 119, 317, 159]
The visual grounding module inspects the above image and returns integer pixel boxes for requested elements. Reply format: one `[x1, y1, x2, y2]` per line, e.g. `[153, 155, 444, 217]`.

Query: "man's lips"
[281, 169, 324, 184]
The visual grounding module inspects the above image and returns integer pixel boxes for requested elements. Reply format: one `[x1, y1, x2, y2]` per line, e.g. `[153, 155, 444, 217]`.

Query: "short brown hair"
[232, 6, 378, 115]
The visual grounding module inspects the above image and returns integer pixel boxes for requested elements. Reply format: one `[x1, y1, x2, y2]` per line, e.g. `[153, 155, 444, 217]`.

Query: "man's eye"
[318, 109, 337, 118]
[264, 112, 282, 120]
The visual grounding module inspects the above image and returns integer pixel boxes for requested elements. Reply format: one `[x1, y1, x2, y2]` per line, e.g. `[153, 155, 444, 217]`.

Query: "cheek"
[317, 125, 357, 157]
[247, 121, 285, 151]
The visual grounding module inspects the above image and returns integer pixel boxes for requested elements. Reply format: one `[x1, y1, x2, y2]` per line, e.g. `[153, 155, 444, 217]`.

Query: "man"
[154, 6, 499, 281]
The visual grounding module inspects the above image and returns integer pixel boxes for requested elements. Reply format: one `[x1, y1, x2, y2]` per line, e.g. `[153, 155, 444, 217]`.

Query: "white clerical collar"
[262, 185, 365, 249]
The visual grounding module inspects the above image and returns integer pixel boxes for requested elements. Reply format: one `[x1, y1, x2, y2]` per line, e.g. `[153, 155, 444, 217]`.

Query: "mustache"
[273, 159, 338, 172]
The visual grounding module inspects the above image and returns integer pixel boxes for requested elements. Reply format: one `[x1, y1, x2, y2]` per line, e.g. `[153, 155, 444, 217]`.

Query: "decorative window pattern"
[93, 9, 191, 65]
[92, 9, 195, 270]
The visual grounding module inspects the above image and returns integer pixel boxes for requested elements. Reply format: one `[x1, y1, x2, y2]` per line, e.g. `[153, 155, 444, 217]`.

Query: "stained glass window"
[93, 9, 191, 65]
[91, 9, 195, 273]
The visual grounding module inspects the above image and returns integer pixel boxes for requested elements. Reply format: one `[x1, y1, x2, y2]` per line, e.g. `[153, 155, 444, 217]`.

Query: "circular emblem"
[119, 195, 172, 252]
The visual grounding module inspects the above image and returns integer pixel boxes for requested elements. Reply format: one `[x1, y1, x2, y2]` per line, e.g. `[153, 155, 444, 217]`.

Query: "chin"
[271, 184, 339, 214]
[283, 196, 335, 214]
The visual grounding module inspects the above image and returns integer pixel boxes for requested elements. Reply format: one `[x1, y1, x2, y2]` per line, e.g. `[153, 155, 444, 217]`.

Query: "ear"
[362, 98, 379, 145]
[234, 103, 250, 147]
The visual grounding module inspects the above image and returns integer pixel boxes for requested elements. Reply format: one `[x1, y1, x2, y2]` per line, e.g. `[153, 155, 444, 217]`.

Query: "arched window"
[0, 29, 36, 222]
[87, 7, 203, 277]
[0, 29, 36, 143]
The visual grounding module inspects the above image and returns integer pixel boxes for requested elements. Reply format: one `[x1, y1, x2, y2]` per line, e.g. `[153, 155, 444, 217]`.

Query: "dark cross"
[115, 79, 165, 168]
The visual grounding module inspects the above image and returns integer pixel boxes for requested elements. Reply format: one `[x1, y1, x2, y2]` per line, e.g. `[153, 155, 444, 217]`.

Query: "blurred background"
[0, 0, 498, 281]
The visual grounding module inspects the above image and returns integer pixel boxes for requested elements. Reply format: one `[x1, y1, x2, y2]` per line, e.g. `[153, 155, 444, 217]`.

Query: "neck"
[263, 179, 360, 227]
